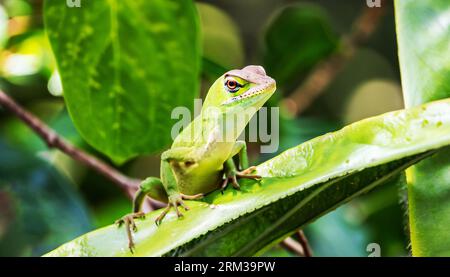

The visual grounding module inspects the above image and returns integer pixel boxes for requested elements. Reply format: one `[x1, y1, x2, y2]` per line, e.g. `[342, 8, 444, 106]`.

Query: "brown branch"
[297, 230, 313, 257]
[281, 237, 306, 256]
[281, 230, 313, 257]
[282, 0, 388, 116]
[0, 90, 140, 195]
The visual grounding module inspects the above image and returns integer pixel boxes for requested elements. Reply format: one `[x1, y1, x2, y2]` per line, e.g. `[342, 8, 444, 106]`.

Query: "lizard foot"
[155, 193, 203, 225]
[115, 212, 146, 253]
[221, 166, 261, 191]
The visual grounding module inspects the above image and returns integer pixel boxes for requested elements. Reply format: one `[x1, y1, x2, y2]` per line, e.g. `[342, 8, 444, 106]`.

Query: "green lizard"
[116, 65, 276, 250]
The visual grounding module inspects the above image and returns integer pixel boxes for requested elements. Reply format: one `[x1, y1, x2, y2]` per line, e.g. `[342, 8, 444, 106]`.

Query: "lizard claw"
[154, 193, 203, 225]
[221, 166, 261, 191]
[221, 174, 241, 190]
[115, 212, 146, 253]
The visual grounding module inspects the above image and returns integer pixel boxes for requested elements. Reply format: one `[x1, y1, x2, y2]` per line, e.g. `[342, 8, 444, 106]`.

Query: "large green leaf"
[262, 3, 338, 88]
[396, 0, 450, 256]
[197, 3, 244, 70]
[396, 1, 450, 107]
[44, 0, 201, 163]
[44, 99, 450, 256]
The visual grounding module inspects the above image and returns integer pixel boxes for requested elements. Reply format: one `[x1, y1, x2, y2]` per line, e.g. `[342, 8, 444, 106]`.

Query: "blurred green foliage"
[0, 0, 422, 256]
[0, 139, 92, 256]
[396, 0, 450, 256]
[262, 3, 338, 89]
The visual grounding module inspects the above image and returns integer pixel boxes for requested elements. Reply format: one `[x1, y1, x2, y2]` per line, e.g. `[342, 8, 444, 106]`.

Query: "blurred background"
[0, 0, 408, 256]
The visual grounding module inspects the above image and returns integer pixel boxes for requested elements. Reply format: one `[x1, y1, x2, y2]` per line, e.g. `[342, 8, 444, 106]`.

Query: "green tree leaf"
[262, 3, 338, 88]
[44, 99, 450, 256]
[396, 0, 450, 256]
[197, 3, 244, 70]
[44, 0, 201, 163]
[0, 5, 8, 49]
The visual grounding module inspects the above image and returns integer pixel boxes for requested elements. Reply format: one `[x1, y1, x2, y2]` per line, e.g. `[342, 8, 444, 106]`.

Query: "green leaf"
[44, 0, 201, 164]
[396, 0, 450, 256]
[0, 140, 93, 256]
[44, 99, 450, 256]
[396, 1, 450, 107]
[262, 3, 338, 88]
[3, 0, 32, 17]
[0, 5, 8, 49]
[197, 3, 244, 70]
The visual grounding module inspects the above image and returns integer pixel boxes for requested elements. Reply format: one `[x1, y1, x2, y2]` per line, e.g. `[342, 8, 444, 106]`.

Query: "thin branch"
[281, 237, 306, 256]
[0, 90, 140, 195]
[297, 230, 313, 257]
[281, 230, 313, 257]
[282, 1, 388, 116]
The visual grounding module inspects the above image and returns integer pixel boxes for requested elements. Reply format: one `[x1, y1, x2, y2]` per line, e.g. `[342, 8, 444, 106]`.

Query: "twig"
[281, 230, 313, 257]
[0, 90, 140, 195]
[282, 1, 388, 116]
[297, 230, 313, 257]
[281, 237, 306, 256]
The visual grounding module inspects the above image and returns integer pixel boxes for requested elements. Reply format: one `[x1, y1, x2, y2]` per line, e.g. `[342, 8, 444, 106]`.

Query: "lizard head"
[204, 65, 276, 111]
[200, 66, 276, 142]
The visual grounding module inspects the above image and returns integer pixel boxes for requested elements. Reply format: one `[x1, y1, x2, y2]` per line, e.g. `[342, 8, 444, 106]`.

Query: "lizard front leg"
[221, 141, 261, 190]
[115, 177, 167, 252]
[156, 151, 203, 225]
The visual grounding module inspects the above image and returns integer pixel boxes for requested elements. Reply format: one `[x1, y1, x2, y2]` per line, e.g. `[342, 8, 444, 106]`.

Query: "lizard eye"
[224, 78, 241, 93]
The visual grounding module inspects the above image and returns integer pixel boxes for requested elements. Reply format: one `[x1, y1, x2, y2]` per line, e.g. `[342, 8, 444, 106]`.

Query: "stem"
[281, 230, 313, 257]
[283, 0, 388, 116]
[0, 90, 140, 195]
[297, 230, 313, 257]
[281, 237, 305, 257]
